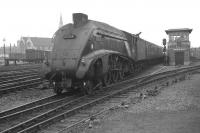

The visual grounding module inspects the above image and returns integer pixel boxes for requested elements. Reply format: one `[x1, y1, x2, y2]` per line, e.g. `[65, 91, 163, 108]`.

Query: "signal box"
[165, 28, 192, 65]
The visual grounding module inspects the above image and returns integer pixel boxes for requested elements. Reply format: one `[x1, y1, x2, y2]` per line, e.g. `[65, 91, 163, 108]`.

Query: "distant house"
[17, 37, 53, 53]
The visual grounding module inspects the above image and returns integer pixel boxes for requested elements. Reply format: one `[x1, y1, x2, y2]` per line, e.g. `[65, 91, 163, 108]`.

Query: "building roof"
[165, 28, 192, 34]
[20, 37, 53, 47]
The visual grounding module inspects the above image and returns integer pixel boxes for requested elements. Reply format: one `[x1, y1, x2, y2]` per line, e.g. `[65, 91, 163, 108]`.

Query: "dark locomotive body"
[44, 13, 163, 94]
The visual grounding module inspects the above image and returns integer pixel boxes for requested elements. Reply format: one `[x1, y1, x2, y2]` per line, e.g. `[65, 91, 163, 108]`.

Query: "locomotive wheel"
[83, 80, 94, 95]
[118, 70, 123, 80]
[117, 71, 122, 81]
[102, 72, 112, 87]
[95, 59, 103, 77]
[119, 69, 125, 80]
[112, 70, 119, 83]
[54, 87, 63, 95]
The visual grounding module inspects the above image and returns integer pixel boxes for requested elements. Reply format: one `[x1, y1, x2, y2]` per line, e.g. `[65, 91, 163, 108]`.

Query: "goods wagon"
[25, 49, 51, 63]
[43, 13, 163, 95]
[9, 53, 25, 60]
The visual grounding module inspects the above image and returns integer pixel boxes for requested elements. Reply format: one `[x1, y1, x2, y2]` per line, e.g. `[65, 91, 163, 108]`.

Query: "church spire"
[59, 14, 63, 28]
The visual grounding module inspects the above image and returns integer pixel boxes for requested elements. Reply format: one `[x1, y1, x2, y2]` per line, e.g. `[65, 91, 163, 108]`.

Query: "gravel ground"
[80, 73, 200, 133]
[0, 87, 54, 112]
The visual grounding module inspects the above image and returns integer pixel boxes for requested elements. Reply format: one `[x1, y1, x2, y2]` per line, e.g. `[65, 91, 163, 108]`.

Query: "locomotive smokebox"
[73, 13, 88, 27]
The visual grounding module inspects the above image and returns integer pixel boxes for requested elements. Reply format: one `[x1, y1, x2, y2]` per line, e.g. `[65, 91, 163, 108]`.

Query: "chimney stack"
[73, 13, 88, 27]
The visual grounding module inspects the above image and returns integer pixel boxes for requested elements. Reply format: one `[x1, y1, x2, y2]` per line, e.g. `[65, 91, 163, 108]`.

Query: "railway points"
[40, 65, 200, 133]
[0, 64, 199, 133]
[77, 69, 200, 133]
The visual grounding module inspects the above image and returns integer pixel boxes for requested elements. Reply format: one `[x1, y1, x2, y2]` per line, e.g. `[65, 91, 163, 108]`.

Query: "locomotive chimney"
[73, 13, 88, 27]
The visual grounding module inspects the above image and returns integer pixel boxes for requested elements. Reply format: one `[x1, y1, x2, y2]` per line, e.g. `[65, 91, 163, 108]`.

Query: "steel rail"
[0, 64, 41, 72]
[0, 69, 40, 78]
[0, 93, 83, 122]
[0, 78, 42, 95]
[20, 66, 198, 133]
[57, 65, 200, 133]
[0, 74, 39, 85]
[0, 65, 199, 133]
[0, 66, 41, 73]
[0, 95, 59, 117]
[0, 72, 39, 80]
[0, 77, 41, 89]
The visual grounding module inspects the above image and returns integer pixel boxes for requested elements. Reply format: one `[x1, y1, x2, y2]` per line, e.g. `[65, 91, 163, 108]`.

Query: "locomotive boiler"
[44, 13, 163, 95]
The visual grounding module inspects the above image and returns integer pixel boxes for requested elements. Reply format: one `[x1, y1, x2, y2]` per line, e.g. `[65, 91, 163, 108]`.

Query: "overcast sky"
[0, 0, 199, 47]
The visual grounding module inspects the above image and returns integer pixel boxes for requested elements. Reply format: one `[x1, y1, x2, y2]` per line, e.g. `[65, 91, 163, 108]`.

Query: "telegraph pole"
[10, 43, 11, 55]
[3, 38, 6, 62]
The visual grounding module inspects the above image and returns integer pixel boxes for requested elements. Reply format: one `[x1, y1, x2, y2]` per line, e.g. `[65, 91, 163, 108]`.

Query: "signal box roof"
[165, 28, 192, 34]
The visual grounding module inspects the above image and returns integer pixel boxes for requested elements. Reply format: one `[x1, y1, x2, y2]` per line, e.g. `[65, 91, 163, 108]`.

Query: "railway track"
[0, 68, 40, 77]
[0, 66, 42, 94]
[0, 76, 42, 95]
[0, 70, 40, 81]
[0, 65, 199, 133]
[0, 64, 41, 72]
[0, 74, 40, 86]
[0, 94, 71, 117]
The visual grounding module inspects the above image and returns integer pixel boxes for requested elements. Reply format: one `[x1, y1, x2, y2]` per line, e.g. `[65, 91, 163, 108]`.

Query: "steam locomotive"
[43, 13, 163, 95]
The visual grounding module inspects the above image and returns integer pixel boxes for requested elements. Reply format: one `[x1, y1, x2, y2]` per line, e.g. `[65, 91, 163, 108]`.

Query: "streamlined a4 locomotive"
[44, 13, 163, 94]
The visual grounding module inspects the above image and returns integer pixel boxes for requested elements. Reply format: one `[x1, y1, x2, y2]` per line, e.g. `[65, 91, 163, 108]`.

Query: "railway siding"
[0, 64, 199, 133]
[0, 66, 43, 95]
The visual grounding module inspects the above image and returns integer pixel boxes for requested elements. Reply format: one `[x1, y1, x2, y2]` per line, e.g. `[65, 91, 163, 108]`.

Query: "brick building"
[165, 28, 192, 65]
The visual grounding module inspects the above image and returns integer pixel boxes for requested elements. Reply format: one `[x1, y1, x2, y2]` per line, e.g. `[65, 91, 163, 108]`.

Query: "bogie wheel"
[112, 70, 119, 83]
[54, 87, 63, 95]
[94, 59, 103, 77]
[116, 71, 122, 81]
[102, 72, 112, 87]
[52, 82, 63, 95]
[119, 69, 125, 80]
[83, 80, 94, 95]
